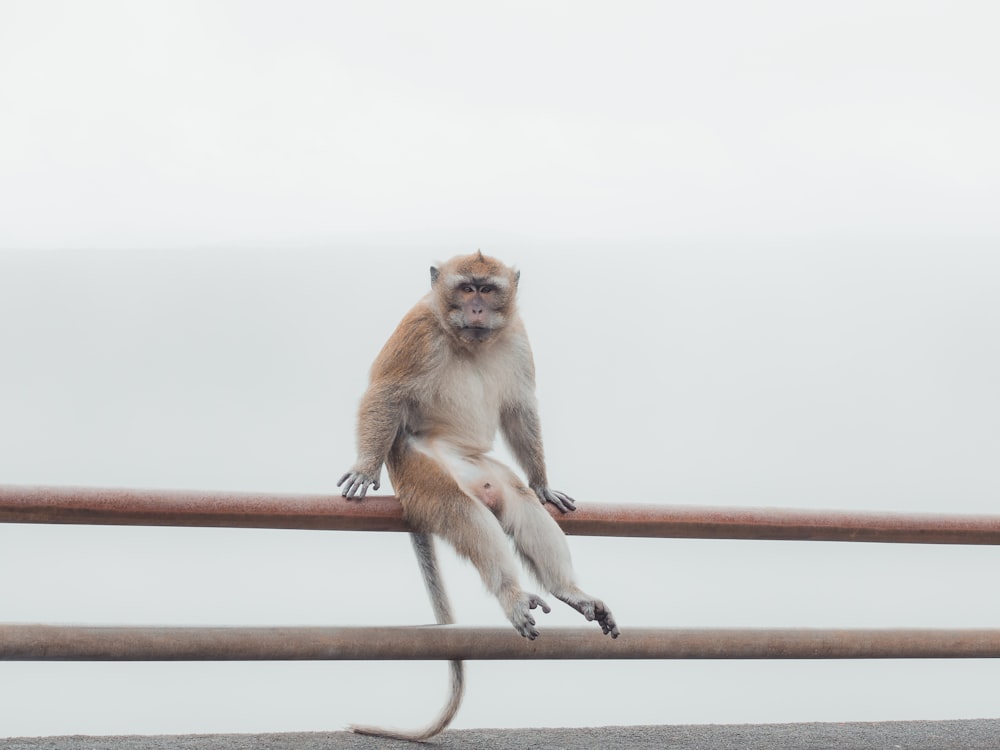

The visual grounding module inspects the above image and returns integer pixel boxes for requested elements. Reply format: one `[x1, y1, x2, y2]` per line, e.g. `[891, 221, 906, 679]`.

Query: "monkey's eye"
[461, 285, 475, 294]
[480, 285, 494, 294]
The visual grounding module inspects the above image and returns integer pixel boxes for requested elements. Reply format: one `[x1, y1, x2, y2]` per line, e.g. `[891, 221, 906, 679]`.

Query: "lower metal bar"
[4, 625, 1000, 661]
[2, 485, 1000, 544]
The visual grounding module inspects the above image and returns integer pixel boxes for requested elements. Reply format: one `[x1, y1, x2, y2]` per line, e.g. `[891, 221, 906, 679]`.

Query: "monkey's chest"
[438, 367, 496, 399]
[423, 364, 505, 441]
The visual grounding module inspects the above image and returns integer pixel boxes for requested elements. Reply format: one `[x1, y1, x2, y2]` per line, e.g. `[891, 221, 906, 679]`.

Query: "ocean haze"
[2, 245, 998, 736]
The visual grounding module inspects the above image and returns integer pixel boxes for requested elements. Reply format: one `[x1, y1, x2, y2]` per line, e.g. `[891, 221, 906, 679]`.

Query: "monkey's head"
[430, 251, 520, 346]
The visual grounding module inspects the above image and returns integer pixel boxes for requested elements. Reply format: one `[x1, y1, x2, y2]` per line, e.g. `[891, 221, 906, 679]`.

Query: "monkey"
[338, 251, 618, 740]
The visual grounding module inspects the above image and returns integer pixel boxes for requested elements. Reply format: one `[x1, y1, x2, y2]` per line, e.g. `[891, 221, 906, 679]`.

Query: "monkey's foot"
[557, 595, 620, 639]
[508, 592, 551, 640]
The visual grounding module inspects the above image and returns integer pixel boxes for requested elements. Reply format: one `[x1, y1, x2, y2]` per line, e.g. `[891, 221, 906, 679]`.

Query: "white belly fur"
[410, 434, 517, 509]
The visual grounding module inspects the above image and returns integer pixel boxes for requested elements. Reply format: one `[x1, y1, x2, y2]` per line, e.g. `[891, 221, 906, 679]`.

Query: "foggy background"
[1, 1, 998, 738]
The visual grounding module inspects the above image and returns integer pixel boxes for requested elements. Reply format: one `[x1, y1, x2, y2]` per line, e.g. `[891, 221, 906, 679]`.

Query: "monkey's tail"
[348, 533, 466, 742]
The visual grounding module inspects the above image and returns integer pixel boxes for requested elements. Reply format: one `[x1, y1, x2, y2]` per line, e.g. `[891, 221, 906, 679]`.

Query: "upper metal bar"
[2, 484, 1000, 544]
[5, 624, 1000, 661]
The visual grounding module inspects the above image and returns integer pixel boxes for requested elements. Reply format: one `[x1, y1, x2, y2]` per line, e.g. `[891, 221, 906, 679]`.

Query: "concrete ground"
[3, 721, 1000, 750]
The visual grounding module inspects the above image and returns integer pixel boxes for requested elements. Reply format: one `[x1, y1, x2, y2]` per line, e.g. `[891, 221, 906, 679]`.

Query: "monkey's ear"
[430, 266, 440, 285]
[514, 270, 520, 287]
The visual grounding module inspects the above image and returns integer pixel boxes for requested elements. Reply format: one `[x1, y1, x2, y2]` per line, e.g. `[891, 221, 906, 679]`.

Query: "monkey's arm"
[500, 401, 576, 513]
[340, 305, 437, 499]
[338, 383, 403, 500]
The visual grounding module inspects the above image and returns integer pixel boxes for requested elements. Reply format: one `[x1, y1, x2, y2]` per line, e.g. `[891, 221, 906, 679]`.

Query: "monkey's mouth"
[459, 326, 493, 342]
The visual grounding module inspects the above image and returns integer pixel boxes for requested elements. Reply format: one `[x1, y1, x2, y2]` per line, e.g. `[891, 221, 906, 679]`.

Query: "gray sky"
[2, 1, 999, 739]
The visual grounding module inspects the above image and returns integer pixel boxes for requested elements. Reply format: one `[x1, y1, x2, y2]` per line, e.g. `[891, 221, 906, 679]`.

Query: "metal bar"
[0, 485, 408, 533]
[4, 625, 1000, 661]
[3, 485, 1000, 545]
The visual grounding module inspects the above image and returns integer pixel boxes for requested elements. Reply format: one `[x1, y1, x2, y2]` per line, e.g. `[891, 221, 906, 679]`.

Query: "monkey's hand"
[337, 470, 381, 500]
[533, 487, 576, 513]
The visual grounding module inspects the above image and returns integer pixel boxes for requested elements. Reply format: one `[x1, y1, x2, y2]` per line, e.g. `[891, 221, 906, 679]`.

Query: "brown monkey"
[339, 251, 618, 740]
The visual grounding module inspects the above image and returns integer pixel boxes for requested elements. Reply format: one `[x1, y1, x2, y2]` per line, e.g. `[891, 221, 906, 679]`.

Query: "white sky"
[2, 1, 999, 249]
[1, 0, 999, 739]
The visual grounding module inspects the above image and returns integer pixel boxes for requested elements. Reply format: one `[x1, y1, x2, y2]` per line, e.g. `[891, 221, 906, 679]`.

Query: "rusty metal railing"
[2, 484, 1000, 662]
[3, 484, 1000, 544]
[5, 624, 1000, 661]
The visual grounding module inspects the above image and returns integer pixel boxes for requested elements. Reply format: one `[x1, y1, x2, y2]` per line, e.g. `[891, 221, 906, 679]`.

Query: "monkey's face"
[431, 253, 519, 346]
[450, 281, 509, 343]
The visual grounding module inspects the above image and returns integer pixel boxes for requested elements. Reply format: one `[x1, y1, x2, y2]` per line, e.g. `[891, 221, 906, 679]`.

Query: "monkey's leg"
[394, 451, 551, 639]
[493, 470, 620, 638]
